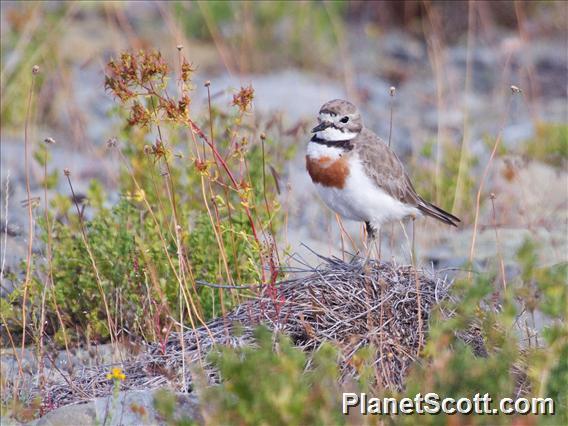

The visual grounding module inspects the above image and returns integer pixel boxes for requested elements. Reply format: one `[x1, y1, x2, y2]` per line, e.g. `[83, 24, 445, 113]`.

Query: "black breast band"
[310, 135, 354, 151]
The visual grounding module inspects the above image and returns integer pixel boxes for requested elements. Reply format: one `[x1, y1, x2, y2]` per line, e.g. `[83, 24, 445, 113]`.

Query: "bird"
[306, 99, 460, 247]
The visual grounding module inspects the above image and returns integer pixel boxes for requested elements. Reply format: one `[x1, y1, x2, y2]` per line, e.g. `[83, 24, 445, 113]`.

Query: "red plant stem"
[188, 120, 262, 253]
[136, 83, 263, 265]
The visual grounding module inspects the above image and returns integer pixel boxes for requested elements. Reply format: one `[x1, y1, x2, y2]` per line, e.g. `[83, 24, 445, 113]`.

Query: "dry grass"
[29, 255, 485, 409]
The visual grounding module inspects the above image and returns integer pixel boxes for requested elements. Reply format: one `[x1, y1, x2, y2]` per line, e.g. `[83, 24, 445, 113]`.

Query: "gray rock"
[382, 31, 426, 64]
[502, 122, 535, 151]
[27, 389, 201, 426]
[425, 226, 567, 270]
[193, 70, 346, 122]
[28, 403, 97, 426]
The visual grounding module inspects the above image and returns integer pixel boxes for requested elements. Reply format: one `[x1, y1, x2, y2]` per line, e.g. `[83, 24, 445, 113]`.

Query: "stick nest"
[41, 256, 478, 408]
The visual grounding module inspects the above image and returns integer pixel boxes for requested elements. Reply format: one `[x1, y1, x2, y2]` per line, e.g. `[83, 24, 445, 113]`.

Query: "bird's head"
[312, 99, 363, 141]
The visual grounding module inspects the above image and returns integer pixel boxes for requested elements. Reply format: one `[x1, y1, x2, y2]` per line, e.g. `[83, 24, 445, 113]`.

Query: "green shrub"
[523, 122, 568, 168]
[400, 239, 567, 425]
[200, 326, 346, 426]
[4, 50, 293, 343]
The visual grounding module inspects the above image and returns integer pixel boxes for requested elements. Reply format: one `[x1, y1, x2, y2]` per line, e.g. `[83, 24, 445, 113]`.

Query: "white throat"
[316, 127, 357, 141]
[307, 140, 344, 160]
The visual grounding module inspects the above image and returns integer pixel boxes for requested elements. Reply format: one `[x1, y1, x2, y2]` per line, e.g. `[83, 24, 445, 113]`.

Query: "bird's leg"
[362, 221, 376, 272]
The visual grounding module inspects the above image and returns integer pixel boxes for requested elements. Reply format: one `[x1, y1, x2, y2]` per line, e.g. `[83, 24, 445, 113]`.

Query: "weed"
[4, 49, 292, 346]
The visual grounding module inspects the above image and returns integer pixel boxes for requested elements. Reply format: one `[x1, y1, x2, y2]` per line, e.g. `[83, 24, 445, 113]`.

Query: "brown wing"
[355, 129, 460, 226]
[355, 129, 421, 206]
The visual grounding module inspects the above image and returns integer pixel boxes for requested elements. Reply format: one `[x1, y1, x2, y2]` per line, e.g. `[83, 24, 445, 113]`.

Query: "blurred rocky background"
[1, 1, 566, 274]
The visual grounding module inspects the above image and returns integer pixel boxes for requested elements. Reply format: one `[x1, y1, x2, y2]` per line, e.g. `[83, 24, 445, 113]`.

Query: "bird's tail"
[417, 198, 461, 227]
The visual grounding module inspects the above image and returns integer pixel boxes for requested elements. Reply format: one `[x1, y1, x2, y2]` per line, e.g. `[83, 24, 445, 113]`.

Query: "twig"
[29, 256, 455, 408]
[0, 172, 10, 285]
[490, 193, 507, 291]
[388, 86, 396, 147]
[21, 65, 40, 368]
[468, 92, 516, 276]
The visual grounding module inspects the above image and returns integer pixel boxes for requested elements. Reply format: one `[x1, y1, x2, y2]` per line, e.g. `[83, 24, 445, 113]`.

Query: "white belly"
[311, 149, 419, 228]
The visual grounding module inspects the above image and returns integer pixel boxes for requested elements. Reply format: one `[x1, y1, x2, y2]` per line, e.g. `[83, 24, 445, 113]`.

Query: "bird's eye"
[340, 116, 349, 123]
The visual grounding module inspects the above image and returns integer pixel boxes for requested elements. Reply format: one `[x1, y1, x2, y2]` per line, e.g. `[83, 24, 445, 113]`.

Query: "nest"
[41, 256, 473, 408]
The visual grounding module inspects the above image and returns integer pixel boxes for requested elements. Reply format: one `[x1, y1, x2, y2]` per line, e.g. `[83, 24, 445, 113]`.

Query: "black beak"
[311, 121, 333, 133]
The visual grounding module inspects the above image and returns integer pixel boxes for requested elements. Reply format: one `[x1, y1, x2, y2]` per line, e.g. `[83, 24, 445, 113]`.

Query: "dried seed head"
[143, 145, 153, 155]
[389, 86, 396, 97]
[194, 159, 208, 173]
[204, 80, 211, 87]
[260, 132, 266, 140]
[63, 168, 71, 176]
[490, 192, 496, 200]
[232, 85, 254, 112]
[106, 137, 117, 148]
[510, 85, 522, 94]
[32, 65, 40, 75]
[43, 137, 56, 145]
[181, 60, 194, 83]
[176, 44, 183, 51]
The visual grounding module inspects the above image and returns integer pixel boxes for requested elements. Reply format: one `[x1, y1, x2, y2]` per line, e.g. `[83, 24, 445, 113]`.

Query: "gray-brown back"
[353, 128, 422, 207]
